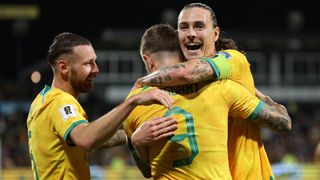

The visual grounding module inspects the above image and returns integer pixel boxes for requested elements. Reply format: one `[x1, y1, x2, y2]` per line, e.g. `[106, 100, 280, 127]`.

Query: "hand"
[131, 117, 177, 147]
[133, 88, 174, 110]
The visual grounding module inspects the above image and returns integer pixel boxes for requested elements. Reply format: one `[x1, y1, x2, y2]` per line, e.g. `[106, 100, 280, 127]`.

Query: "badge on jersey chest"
[59, 104, 77, 121]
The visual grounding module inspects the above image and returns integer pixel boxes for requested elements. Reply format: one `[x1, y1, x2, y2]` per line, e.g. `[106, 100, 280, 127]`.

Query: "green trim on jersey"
[248, 100, 264, 122]
[40, 85, 52, 103]
[140, 86, 151, 93]
[202, 57, 220, 79]
[30, 153, 39, 180]
[202, 54, 231, 80]
[63, 120, 89, 141]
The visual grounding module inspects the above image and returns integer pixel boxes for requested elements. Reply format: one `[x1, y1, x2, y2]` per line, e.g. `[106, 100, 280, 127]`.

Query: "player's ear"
[213, 26, 220, 42]
[56, 59, 69, 76]
[142, 54, 155, 73]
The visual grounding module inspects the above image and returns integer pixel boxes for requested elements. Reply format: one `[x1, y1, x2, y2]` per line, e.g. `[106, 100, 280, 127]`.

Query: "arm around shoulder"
[140, 59, 216, 87]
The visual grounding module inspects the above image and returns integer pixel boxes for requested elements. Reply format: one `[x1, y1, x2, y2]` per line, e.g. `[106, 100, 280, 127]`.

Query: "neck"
[52, 76, 78, 98]
[206, 50, 216, 57]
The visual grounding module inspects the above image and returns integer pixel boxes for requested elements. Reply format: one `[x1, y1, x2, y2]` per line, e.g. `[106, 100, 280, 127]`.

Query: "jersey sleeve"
[220, 80, 263, 122]
[201, 53, 231, 80]
[224, 50, 255, 92]
[51, 95, 88, 142]
[123, 87, 152, 137]
[202, 50, 255, 94]
[123, 114, 135, 138]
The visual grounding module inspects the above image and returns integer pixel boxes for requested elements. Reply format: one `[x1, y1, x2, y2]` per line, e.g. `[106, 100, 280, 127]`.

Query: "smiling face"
[68, 45, 99, 93]
[177, 7, 220, 60]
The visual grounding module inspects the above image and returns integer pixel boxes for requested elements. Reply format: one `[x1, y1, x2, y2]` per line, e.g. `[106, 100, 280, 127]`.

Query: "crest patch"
[59, 104, 77, 121]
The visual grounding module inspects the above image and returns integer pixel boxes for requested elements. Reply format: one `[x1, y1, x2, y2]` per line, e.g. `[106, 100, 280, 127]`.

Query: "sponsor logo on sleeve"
[59, 104, 77, 121]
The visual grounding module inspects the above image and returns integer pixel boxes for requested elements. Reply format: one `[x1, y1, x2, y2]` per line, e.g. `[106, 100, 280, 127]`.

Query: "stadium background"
[0, 0, 319, 179]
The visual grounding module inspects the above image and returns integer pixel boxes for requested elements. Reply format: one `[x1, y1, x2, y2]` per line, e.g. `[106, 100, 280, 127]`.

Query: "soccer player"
[123, 24, 291, 179]
[26, 32, 177, 179]
[132, 3, 291, 179]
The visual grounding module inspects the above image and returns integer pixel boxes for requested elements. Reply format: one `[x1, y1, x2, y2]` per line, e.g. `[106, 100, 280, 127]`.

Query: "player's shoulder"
[214, 79, 242, 88]
[126, 86, 156, 100]
[44, 86, 78, 106]
[221, 49, 245, 58]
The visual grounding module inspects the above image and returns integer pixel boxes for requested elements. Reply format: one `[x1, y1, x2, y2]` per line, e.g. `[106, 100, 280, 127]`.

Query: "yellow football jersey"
[123, 79, 263, 179]
[27, 85, 90, 180]
[206, 50, 274, 180]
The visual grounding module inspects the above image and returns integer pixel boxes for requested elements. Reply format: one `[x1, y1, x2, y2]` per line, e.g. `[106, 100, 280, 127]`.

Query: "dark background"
[0, 0, 318, 81]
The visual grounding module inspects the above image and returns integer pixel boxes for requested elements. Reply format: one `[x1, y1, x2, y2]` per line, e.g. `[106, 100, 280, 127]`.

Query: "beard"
[70, 68, 94, 93]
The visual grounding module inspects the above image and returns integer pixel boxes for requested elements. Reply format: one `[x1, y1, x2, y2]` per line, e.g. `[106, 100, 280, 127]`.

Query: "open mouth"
[186, 43, 201, 50]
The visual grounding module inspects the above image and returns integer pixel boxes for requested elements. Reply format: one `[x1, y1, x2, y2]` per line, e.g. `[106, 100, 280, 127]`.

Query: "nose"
[186, 27, 196, 39]
[92, 62, 100, 76]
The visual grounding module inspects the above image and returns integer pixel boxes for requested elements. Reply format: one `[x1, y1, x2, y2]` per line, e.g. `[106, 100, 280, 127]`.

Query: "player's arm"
[255, 88, 266, 100]
[128, 137, 151, 178]
[132, 52, 233, 90]
[253, 88, 292, 132]
[132, 52, 243, 91]
[255, 96, 292, 132]
[126, 117, 178, 178]
[97, 129, 127, 149]
[227, 81, 291, 132]
[69, 88, 174, 152]
[98, 116, 177, 149]
[134, 59, 215, 89]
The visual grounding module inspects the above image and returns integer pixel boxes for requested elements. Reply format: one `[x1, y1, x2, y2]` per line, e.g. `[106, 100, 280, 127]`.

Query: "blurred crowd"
[0, 80, 320, 168]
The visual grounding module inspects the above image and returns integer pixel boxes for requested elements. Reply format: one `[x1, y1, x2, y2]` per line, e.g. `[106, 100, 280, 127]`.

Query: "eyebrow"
[178, 20, 205, 26]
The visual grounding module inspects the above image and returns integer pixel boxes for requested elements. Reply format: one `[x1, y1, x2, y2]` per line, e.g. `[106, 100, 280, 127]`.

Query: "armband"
[202, 54, 231, 80]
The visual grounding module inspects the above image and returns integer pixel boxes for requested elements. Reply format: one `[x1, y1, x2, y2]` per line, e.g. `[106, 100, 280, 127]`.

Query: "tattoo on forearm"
[141, 63, 187, 86]
[191, 60, 214, 82]
[164, 76, 171, 81]
[140, 60, 214, 86]
[172, 63, 186, 69]
[131, 152, 152, 178]
[101, 130, 127, 148]
[263, 96, 277, 106]
[257, 103, 291, 132]
[141, 71, 162, 85]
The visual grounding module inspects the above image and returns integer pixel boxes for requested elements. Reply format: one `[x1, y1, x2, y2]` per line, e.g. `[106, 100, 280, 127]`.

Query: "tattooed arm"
[134, 59, 215, 88]
[128, 137, 152, 178]
[255, 96, 292, 132]
[98, 129, 127, 149]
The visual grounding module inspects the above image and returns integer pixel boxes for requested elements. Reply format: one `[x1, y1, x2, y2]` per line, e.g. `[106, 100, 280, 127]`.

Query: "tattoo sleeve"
[98, 130, 127, 149]
[255, 96, 292, 132]
[128, 138, 152, 178]
[140, 59, 215, 87]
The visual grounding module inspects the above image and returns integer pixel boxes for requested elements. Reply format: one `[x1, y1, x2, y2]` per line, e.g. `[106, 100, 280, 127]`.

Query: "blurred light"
[31, 71, 41, 84]
[0, 4, 40, 20]
[287, 10, 305, 32]
[161, 8, 178, 27]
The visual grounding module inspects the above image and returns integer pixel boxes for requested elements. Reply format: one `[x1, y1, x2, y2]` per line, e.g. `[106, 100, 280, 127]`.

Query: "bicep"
[69, 123, 88, 146]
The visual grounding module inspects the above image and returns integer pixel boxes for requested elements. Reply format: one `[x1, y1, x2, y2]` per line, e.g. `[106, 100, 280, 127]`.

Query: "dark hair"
[182, 3, 240, 52]
[47, 32, 91, 66]
[182, 3, 218, 27]
[140, 24, 182, 55]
